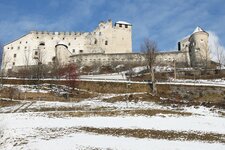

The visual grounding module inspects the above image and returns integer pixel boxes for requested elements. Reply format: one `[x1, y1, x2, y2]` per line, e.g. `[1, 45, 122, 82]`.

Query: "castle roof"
[193, 26, 205, 34]
[55, 41, 68, 48]
[116, 21, 131, 25]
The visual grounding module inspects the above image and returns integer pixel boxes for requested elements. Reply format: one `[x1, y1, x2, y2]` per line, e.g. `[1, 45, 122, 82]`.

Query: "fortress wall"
[71, 51, 187, 66]
[3, 20, 132, 71]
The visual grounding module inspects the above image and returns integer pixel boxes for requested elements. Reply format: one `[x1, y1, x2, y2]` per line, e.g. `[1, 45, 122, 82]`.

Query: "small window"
[94, 39, 97, 44]
[20, 41, 22, 44]
[52, 37, 54, 40]
[73, 49, 75, 53]
[14, 54, 16, 58]
[63, 37, 65, 40]
[99, 32, 101, 36]
[11, 47, 13, 50]
[79, 50, 83, 53]
[125, 25, 128, 28]
[105, 41, 108, 45]
[37, 37, 39, 39]
[13, 62, 15, 65]
[18, 46, 20, 50]
[26, 41, 28, 44]
[68, 43, 71, 46]
[25, 46, 27, 49]
[35, 51, 38, 55]
[39, 42, 45, 46]
[119, 24, 122, 27]
[201, 39, 203, 41]
[74, 38, 76, 40]
[7, 47, 9, 49]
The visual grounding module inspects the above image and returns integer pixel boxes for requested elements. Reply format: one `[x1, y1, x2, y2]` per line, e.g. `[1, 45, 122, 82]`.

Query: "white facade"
[2, 20, 132, 71]
[1, 20, 209, 73]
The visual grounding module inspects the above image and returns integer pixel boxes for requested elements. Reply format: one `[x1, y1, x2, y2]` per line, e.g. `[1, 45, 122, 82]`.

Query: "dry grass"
[45, 108, 191, 118]
[0, 87, 97, 102]
[0, 100, 20, 107]
[103, 93, 160, 103]
[78, 81, 149, 93]
[80, 127, 225, 143]
[196, 93, 225, 103]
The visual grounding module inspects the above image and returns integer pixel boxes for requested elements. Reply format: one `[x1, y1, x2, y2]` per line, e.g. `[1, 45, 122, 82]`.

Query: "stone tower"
[189, 27, 209, 67]
[55, 41, 71, 65]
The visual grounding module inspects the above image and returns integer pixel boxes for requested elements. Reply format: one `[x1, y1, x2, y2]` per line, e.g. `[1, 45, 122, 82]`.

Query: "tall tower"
[55, 41, 71, 66]
[189, 27, 209, 67]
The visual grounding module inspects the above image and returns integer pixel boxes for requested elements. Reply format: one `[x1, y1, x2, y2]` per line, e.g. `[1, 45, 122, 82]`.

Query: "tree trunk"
[151, 66, 157, 96]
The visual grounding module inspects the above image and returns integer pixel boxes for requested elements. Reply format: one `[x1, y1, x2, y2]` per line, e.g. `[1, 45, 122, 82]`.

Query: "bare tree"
[141, 38, 158, 95]
[215, 45, 225, 70]
[198, 42, 211, 70]
[0, 43, 11, 87]
[23, 49, 32, 78]
[124, 54, 135, 79]
[32, 47, 47, 79]
[58, 63, 78, 90]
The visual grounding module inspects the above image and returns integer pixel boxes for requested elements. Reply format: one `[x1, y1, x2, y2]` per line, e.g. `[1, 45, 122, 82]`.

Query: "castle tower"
[55, 42, 71, 66]
[188, 27, 209, 67]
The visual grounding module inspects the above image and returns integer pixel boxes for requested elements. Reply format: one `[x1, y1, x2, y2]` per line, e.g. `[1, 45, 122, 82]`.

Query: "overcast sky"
[0, 0, 225, 52]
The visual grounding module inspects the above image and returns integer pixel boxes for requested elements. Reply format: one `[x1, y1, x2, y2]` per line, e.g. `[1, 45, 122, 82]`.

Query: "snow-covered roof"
[193, 26, 205, 34]
[55, 41, 68, 48]
[116, 21, 131, 25]
[57, 41, 67, 45]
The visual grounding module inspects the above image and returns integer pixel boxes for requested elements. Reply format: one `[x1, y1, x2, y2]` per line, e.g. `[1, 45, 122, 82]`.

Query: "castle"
[1, 19, 209, 73]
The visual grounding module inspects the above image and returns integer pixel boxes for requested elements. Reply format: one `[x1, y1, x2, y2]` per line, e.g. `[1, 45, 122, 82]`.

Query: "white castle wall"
[1, 20, 209, 73]
[2, 20, 132, 71]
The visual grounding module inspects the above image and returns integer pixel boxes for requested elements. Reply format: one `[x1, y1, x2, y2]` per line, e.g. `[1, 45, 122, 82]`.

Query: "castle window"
[94, 39, 97, 44]
[11, 47, 13, 50]
[13, 62, 15, 65]
[68, 43, 71, 46]
[26, 41, 28, 44]
[37, 37, 39, 39]
[125, 25, 128, 28]
[119, 24, 122, 27]
[20, 41, 22, 44]
[63, 37, 65, 40]
[14, 54, 16, 58]
[7, 47, 9, 49]
[201, 39, 203, 41]
[52, 37, 54, 40]
[18, 46, 20, 50]
[74, 38, 76, 40]
[39, 42, 45, 46]
[79, 50, 83, 53]
[25, 46, 27, 49]
[105, 41, 108, 45]
[73, 49, 75, 53]
[35, 51, 38, 55]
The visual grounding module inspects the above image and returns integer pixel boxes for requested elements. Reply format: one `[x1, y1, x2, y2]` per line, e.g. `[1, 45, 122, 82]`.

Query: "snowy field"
[0, 92, 225, 150]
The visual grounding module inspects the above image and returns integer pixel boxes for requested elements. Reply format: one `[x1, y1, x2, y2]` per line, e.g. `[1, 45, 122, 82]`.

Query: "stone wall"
[2, 20, 132, 71]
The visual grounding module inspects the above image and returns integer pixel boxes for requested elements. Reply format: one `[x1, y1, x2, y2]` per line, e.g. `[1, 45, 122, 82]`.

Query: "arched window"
[94, 39, 97, 44]
[105, 40, 108, 45]
[39, 42, 45, 46]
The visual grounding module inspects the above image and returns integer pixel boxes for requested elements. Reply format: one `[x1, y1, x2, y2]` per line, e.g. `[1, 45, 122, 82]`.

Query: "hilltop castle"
[1, 19, 209, 73]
